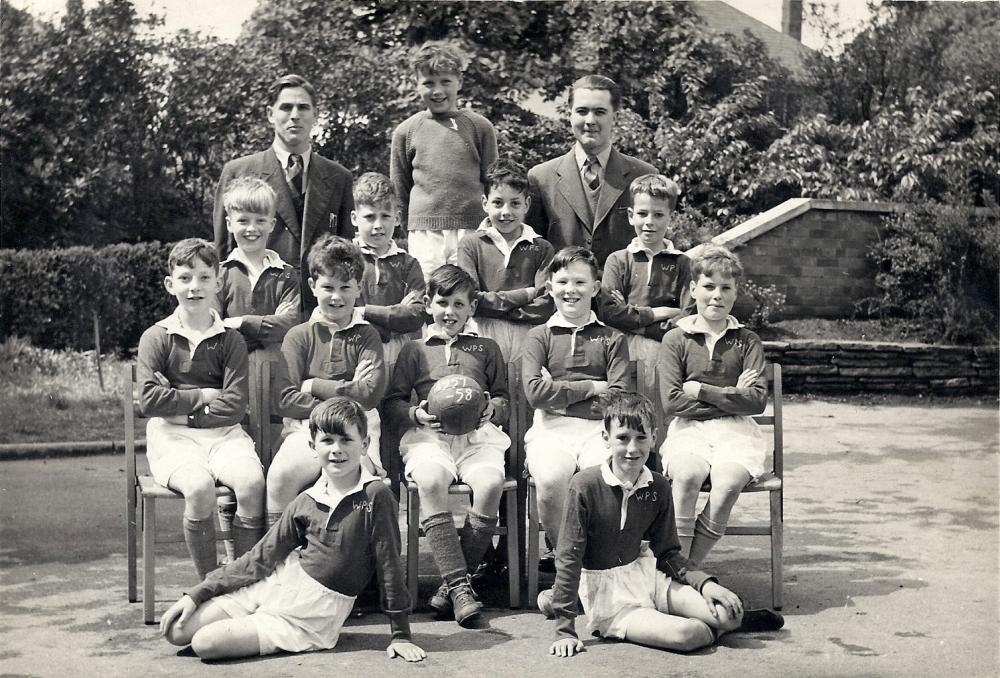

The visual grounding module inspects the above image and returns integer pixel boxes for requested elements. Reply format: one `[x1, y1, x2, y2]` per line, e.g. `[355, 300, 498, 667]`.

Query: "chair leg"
[527, 483, 539, 608]
[505, 488, 521, 608]
[770, 489, 783, 610]
[406, 487, 420, 610]
[127, 484, 138, 603]
[142, 496, 156, 625]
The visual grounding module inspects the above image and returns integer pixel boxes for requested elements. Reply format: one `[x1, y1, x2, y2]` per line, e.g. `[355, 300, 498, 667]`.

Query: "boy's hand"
[386, 640, 426, 662]
[588, 380, 609, 398]
[152, 371, 172, 388]
[701, 581, 743, 623]
[540, 367, 553, 383]
[549, 638, 585, 658]
[353, 359, 377, 388]
[414, 401, 440, 430]
[159, 594, 196, 636]
[682, 380, 701, 398]
[608, 289, 627, 305]
[222, 316, 243, 329]
[478, 392, 494, 428]
[736, 368, 760, 389]
[400, 290, 421, 305]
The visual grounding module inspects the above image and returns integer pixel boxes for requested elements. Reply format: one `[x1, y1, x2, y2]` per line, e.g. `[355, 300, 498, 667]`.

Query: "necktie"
[583, 155, 600, 191]
[286, 154, 304, 196]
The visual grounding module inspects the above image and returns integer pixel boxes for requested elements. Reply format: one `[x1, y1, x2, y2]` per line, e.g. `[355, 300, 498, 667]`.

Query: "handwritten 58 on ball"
[426, 374, 487, 435]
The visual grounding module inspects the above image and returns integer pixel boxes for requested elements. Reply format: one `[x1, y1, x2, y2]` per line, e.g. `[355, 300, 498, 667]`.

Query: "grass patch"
[758, 318, 997, 344]
[0, 337, 140, 445]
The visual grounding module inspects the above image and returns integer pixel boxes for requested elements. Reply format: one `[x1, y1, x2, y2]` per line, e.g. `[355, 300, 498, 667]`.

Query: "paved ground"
[1, 399, 997, 678]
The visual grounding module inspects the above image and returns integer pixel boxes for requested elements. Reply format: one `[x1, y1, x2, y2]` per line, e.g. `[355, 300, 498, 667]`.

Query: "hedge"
[0, 242, 175, 352]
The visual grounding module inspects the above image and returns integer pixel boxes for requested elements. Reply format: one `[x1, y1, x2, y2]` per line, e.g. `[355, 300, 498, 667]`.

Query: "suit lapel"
[302, 154, 335, 260]
[554, 150, 593, 233]
[594, 148, 629, 228]
[260, 149, 302, 237]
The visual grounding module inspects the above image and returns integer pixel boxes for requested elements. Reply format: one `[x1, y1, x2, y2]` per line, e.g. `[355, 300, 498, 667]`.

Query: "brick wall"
[696, 199, 996, 320]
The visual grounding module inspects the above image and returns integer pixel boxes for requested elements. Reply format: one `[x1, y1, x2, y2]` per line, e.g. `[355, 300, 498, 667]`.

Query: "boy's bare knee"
[678, 619, 715, 651]
[190, 629, 220, 659]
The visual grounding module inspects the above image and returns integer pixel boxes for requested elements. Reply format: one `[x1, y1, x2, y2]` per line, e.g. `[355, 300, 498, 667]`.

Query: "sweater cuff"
[387, 610, 412, 642]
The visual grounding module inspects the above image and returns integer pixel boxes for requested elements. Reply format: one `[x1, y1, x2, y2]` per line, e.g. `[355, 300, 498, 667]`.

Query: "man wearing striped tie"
[526, 74, 658, 267]
[213, 74, 355, 315]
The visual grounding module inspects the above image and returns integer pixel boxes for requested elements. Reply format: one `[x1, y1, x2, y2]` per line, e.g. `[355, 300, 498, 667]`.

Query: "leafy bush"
[741, 279, 788, 331]
[0, 242, 174, 352]
[860, 204, 999, 343]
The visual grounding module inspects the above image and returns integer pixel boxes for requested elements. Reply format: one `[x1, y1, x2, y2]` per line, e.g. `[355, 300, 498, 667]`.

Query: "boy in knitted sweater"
[390, 41, 498, 279]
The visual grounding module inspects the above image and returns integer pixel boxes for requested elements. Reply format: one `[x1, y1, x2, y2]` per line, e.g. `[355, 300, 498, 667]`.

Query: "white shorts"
[408, 229, 476, 280]
[524, 411, 610, 477]
[660, 415, 767, 480]
[474, 317, 534, 362]
[145, 418, 261, 488]
[579, 545, 673, 639]
[400, 423, 509, 482]
[277, 408, 384, 475]
[213, 555, 356, 655]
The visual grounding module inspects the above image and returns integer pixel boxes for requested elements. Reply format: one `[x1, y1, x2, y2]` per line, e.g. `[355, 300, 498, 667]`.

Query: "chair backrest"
[506, 359, 531, 480]
[751, 362, 783, 479]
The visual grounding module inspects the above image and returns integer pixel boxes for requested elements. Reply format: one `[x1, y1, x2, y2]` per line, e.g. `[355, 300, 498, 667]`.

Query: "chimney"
[781, 0, 803, 42]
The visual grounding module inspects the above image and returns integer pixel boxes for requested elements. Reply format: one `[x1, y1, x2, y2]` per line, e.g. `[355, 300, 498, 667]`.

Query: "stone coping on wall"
[690, 198, 996, 253]
[762, 339, 999, 395]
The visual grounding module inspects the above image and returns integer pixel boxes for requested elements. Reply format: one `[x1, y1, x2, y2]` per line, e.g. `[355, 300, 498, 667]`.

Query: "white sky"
[10, 0, 872, 50]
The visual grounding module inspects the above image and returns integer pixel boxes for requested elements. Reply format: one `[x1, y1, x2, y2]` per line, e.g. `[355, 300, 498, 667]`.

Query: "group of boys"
[145, 41, 780, 663]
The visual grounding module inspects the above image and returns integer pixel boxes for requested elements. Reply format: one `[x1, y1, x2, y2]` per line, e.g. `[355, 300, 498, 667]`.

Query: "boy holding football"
[385, 264, 510, 627]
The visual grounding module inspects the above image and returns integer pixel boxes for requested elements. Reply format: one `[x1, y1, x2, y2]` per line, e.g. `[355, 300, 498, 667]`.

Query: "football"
[426, 374, 487, 436]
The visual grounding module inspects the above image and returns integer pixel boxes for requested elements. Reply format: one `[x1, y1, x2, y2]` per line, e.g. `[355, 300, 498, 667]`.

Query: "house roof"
[691, 1, 814, 78]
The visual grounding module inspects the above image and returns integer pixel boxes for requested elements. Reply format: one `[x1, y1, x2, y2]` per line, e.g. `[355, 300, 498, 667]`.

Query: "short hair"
[630, 174, 680, 211]
[353, 171, 395, 208]
[309, 396, 368, 441]
[267, 73, 316, 107]
[426, 264, 477, 301]
[307, 235, 365, 282]
[546, 246, 600, 281]
[411, 41, 466, 75]
[602, 391, 657, 435]
[484, 158, 529, 196]
[223, 176, 277, 216]
[690, 243, 745, 280]
[568, 74, 621, 111]
[168, 238, 218, 273]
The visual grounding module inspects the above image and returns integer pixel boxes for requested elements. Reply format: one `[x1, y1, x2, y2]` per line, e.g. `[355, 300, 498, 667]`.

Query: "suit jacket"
[212, 149, 354, 312]
[526, 147, 657, 266]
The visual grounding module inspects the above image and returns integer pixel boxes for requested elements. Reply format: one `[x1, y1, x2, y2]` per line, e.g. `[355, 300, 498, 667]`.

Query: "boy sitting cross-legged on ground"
[456, 158, 555, 361]
[542, 391, 783, 657]
[161, 397, 425, 663]
[523, 246, 631, 560]
[351, 171, 426, 370]
[658, 244, 768, 567]
[267, 235, 387, 525]
[385, 264, 510, 627]
[138, 238, 265, 579]
[601, 174, 692, 382]
[391, 41, 499, 278]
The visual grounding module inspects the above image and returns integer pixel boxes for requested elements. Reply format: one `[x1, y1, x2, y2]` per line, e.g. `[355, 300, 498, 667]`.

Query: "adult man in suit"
[213, 74, 354, 313]
[526, 74, 658, 266]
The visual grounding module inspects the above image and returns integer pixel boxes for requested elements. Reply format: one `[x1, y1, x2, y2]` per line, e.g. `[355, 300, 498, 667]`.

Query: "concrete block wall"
[694, 199, 996, 320]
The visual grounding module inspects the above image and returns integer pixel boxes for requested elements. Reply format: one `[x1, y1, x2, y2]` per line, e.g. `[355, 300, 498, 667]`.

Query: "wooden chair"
[679, 362, 784, 610]
[402, 361, 524, 609]
[525, 360, 648, 606]
[124, 358, 272, 624]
